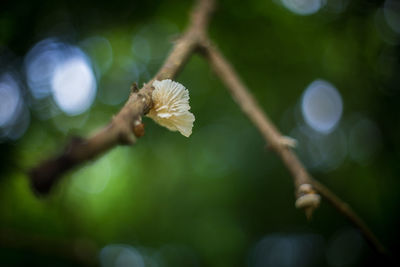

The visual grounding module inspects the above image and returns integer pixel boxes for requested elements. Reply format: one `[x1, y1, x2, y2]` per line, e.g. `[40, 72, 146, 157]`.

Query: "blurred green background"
[0, 0, 399, 266]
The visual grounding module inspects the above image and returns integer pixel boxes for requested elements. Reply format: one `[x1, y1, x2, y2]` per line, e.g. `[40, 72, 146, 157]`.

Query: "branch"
[198, 39, 387, 255]
[29, 0, 387, 257]
[198, 40, 317, 211]
[29, 0, 215, 194]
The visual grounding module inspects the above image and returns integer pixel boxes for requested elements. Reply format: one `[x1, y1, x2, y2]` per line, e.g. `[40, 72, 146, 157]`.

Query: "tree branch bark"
[198, 39, 387, 255]
[29, 0, 215, 194]
[28, 0, 387, 257]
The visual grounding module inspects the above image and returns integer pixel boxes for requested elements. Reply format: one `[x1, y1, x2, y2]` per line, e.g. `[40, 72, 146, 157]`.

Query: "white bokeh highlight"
[301, 79, 343, 134]
[0, 73, 30, 141]
[281, 0, 326, 15]
[100, 244, 145, 267]
[51, 57, 96, 115]
[24, 39, 66, 99]
[25, 38, 97, 116]
[0, 74, 21, 127]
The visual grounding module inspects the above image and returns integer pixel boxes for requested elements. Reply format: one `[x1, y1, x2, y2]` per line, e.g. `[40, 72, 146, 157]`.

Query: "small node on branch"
[130, 82, 139, 93]
[278, 136, 298, 149]
[295, 183, 321, 220]
[133, 119, 145, 138]
[265, 136, 297, 151]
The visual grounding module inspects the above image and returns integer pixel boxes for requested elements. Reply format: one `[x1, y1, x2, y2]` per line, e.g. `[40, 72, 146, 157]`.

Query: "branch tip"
[198, 40, 386, 255]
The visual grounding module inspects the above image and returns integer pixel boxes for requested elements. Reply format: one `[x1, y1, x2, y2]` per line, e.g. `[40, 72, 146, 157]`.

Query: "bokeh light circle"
[100, 244, 145, 267]
[25, 38, 97, 116]
[301, 79, 343, 134]
[0, 75, 21, 127]
[51, 56, 96, 116]
[281, 0, 326, 15]
[384, 0, 400, 34]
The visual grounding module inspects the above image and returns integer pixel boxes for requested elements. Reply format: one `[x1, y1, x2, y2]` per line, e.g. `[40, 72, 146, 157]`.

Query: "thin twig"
[198, 39, 387, 255]
[28, 0, 387, 257]
[310, 179, 387, 255]
[29, 0, 215, 194]
[198, 40, 316, 207]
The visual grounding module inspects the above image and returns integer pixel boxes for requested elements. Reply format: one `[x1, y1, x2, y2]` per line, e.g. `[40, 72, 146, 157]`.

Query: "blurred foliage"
[0, 0, 399, 266]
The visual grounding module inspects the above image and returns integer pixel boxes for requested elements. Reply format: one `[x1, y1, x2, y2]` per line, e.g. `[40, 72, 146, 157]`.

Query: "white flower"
[147, 79, 195, 137]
